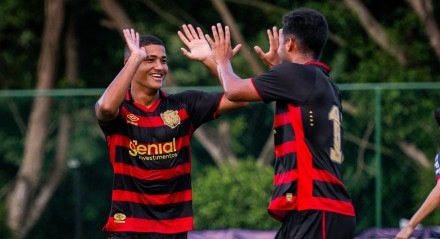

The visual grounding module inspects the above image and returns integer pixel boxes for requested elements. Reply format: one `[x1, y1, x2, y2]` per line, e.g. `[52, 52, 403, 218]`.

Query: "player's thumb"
[254, 46, 264, 58]
[180, 48, 190, 57]
[232, 44, 242, 56]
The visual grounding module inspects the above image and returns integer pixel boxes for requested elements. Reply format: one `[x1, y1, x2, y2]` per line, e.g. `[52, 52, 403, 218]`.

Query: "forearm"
[202, 56, 219, 78]
[96, 53, 143, 121]
[406, 184, 440, 229]
[217, 61, 241, 96]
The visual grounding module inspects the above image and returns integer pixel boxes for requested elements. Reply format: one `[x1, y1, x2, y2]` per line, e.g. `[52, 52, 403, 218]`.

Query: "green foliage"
[193, 160, 279, 230]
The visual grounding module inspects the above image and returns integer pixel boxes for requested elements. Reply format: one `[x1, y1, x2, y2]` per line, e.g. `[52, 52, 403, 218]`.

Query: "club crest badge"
[160, 110, 180, 129]
[113, 213, 126, 224]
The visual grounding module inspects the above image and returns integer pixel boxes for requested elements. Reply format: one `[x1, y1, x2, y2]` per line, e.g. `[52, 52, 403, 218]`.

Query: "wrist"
[201, 56, 213, 64]
[130, 51, 145, 61]
[406, 224, 417, 230]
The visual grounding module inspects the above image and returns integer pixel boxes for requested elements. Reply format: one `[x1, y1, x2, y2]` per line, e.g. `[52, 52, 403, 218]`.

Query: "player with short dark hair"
[395, 108, 440, 239]
[206, 7, 356, 239]
[96, 26, 244, 239]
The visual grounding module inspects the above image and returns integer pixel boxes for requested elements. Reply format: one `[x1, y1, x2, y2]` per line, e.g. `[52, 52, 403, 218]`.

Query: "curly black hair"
[282, 8, 328, 60]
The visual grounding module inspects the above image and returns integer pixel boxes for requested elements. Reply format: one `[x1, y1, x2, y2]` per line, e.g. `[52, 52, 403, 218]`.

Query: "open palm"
[123, 28, 147, 59]
[178, 24, 211, 61]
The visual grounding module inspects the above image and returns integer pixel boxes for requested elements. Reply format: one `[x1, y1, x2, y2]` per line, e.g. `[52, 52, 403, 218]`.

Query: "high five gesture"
[123, 28, 147, 60]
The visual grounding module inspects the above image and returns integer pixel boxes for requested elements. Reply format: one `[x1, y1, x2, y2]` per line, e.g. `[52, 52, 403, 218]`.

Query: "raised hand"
[206, 23, 241, 65]
[178, 24, 212, 61]
[122, 28, 147, 60]
[254, 26, 280, 68]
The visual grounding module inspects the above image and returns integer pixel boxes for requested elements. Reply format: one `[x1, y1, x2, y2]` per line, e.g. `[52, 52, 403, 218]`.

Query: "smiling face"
[132, 44, 168, 91]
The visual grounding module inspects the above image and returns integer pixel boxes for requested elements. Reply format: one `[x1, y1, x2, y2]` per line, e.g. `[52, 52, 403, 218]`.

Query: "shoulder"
[268, 62, 316, 78]
[274, 62, 314, 71]
[170, 90, 221, 103]
[172, 90, 206, 99]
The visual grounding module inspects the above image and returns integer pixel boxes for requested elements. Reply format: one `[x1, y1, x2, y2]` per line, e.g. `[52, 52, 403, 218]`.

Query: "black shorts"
[275, 210, 356, 239]
[108, 232, 188, 239]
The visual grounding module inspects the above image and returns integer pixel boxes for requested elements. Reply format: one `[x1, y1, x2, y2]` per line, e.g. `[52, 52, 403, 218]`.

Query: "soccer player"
[395, 108, 440, 239]
[95, 25, 244, 239]
[206, 7, 356, 239]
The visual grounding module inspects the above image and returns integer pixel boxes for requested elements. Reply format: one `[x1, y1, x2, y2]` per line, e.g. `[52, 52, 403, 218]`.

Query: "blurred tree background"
[0, 0, 440, 238]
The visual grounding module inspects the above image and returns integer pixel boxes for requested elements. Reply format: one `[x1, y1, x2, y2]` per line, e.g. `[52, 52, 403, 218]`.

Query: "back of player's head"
[124, 35, 165, 59]
[435, 107, 440, 126]
[282, 8, 328, 60]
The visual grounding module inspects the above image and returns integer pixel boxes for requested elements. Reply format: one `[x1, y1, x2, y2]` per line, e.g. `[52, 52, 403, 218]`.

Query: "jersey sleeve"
[179, 90, 223, 128]
[252, 63, 316, 104]
[435, 153, 440, 181]
[97, 111, 123, 136]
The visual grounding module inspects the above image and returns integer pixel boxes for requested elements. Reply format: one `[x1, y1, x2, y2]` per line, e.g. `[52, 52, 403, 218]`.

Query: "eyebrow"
[146, 55, 167, 59]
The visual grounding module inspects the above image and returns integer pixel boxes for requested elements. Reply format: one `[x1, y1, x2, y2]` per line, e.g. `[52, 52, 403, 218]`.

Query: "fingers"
[188, 24, 199, 39]
[269, 26, 278, 51]
[122, 28, 139, 47]
[181, 24, 202, 41]
[254, 46, 264, 57]
[135, 31, 140, 46]
[182, 24, 194, 41]
[180, 48, 189, 57]
[205, 34, 214, 48]
[224, 25, 231, 48]
[196, 27, 205, 40]
[272, 26, 278, 38]
[177, 30, 190, 47]
[211, 24, 219, 44]
[211, 23, 231, 46]
[232, 44, 242, 56]
[217, 23, 225, 44]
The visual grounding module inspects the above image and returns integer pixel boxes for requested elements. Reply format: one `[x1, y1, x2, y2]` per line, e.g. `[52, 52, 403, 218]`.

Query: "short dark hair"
[124, 35, 165, 59]
[282, 8, 329, 59]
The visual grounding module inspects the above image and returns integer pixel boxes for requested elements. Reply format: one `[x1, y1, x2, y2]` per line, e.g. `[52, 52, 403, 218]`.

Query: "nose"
[153, 59, 164, 70]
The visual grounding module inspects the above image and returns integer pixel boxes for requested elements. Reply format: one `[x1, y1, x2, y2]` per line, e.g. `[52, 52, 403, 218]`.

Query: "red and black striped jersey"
[98, 90, 223, 234]
[252, 61, 355, 221]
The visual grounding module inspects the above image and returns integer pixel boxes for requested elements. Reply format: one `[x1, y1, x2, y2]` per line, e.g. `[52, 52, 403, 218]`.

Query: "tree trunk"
[343, 0, 407, 65]
[397, 141, 430, 169]
[6, 0, 65, 237]
[194, 123, 238, 167]
[23, 13, 78, 235]
[406, 0, 440, 63]
[211, 0, 264, 75]
[98, 0, 134, 32]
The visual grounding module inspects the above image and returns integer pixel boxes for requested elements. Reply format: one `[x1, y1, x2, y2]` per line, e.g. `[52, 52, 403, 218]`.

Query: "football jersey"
[252, 61, 355, 221]
[99, 90, 222, 234]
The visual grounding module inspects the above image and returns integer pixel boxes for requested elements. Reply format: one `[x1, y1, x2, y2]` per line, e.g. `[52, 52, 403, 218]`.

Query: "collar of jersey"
[125, 89, 167, 112]
[304, 61, 331, 72]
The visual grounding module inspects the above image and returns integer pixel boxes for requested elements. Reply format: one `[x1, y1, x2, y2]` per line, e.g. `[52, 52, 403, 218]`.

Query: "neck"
[130, 85, 160, 107]
[289, 54, 315, 64]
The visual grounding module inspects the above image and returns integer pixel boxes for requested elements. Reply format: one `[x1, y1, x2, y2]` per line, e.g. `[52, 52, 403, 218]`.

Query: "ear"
[286, 37, 296, 53]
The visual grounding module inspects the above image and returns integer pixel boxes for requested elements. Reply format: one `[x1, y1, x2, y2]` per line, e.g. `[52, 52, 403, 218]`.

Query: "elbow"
[224, 89, 241, 101]
[95, 101, 118, 120]
[239, 101, 250, 107]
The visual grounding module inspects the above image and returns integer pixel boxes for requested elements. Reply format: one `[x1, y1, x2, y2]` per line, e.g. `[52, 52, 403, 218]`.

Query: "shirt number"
[328, 105, 343, 164]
